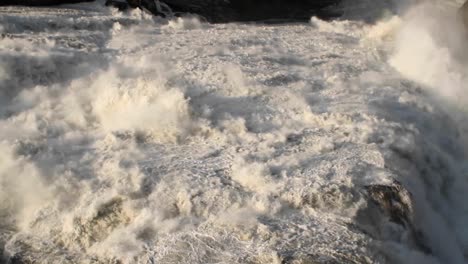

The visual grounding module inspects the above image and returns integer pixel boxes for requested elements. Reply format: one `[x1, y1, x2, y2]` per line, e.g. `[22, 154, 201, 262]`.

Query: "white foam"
[390, 3, 468, 103]
[164, 17, 205, 30]
[0, 142, 50, 230]
[1, 1, 468, 263]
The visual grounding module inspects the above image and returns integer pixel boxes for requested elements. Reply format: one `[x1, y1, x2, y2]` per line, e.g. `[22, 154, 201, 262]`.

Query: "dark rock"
[105, 0, 343, 23]
[355, 181, 432, 255]
[228, 0, 341, 22]
[0, 0, 93, 6]
[0, 0, 342, 22]
[105, 0, 130, 11]
[364, 182, 414, 228]
[159, 0, 342, 22]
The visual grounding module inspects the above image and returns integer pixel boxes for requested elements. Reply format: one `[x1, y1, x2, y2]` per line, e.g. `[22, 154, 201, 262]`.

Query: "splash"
[1, 2, 468, 264]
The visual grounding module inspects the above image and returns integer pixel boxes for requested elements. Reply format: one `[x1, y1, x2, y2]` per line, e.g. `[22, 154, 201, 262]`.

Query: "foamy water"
[1, 0, 468, 263]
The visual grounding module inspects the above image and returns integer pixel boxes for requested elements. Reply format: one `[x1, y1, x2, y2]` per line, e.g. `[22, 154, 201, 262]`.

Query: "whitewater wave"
[1, 1, 468, 263]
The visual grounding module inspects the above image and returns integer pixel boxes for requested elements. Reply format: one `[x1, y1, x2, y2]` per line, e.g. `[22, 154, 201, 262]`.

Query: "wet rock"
[0, 0, 93, 6]
[364, 182, 414, 228]
[105, 0, 131, 11]
[1, 0, 342, 22]
[224, 0, 341, 22]
[165, 0, 343, 22]
[355, 181, 431, 255]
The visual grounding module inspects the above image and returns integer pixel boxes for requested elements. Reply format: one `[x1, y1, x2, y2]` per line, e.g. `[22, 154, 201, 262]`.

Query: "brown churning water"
[458, 0, 468, 30]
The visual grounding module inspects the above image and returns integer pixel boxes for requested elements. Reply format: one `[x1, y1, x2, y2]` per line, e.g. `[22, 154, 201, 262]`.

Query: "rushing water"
[1, 0, 468, 263]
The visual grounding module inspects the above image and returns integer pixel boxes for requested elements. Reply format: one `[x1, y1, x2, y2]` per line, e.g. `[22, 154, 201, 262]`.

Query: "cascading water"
[1, 0, 468, 263]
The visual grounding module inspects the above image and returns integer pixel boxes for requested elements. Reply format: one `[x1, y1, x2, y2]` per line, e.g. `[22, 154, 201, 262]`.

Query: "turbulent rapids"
[1, 0, 468, 263]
